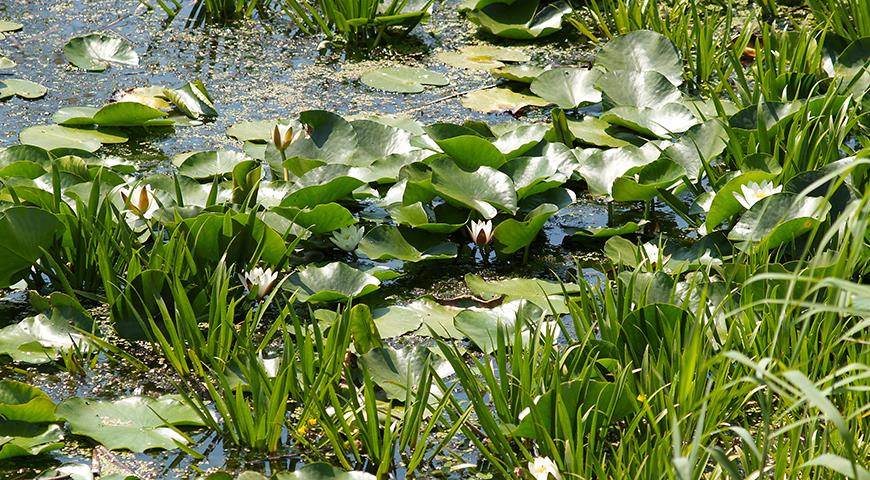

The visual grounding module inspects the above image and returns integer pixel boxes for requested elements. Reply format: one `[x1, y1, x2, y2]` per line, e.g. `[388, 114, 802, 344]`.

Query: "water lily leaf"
[492, 203, 558, 254]
[833, 38, 870, 98]
[0, 79, 47, 100]
[597, 71, 681, 108]
[0, 422, 63, 460]
[425, 123, 505, 169]
[359, 346, 453, 405]
[461, 87, 549, 114]
[0, 56, 15, 69]
[361, 66, 448, 94]
[575, 221, 647, 238]
[373, 297, 465, 338]
[594, 30, 683, 85]
[91, 102, 169, 127]
[0, 381, 56, 423]
[601, 103, 698, 138]
[513, 379, 634, 439]
[56, 395, 205, 452]
[388, 202, 467, 233]
[275, 463, 376, 480]
[493, 124, 549, 158]
[577, 143, 660, 197]
[454, 300, 550, 354]
[437, 45, 530, 70]
[164, 80, 216, 119]
[501, 143, 576, 199]
[0, 145, 51, 179]
[491, 64, 545, 83]
[611, 156, 684, 201]
[530, 68, 602, 108]
[357, 225, 457, 262]
[176, 150, 246, 179]
[0, 20, 23, 36]
[284, 262, 380, 303]
[282, 167, 365, 208]
[705, 171, 779, 232]
[565, 116, 633, 148]
[728, 193, 830, 248]
[63, 33, 139, 72]
[20, 125, 127, 152]
[0, 206, 63, 288]
[227, 119, 282, 143]
[465, 273, 576, 313]
[466, 0, 571, 39]
[272, 203, 356, 234]
[429, 156, 517, 219]
[662, 120, 727, 180]
[728, 101, 801, 131]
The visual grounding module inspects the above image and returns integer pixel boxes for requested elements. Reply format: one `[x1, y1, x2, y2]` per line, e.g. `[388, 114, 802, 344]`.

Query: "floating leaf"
[597, 71, 681, 108]
[429, 156, 517, 219]
[357, 225, 457, 262]
[63, 33, 139, 72]
[594, 30, 683, 85]
[0, 207, 64, 288]
[56, 395, 205, 452]
[492, 203, 558, 254]
[176, 149, 246, 179]
[361, 66, 448, 93]
[0, 79, 47, 100]
[164, 81, 217, 119]
[577, 144, 660, 197]
[373, 297, 465, 339]
[491, 64, 545, 83]
[601, 103, 698, 138]
[461, 87, 549, 113]
[438, 45, 530, 70]
[20, 125, 127, 152]
[0, 423, 63, 460]
[0, 381, 56, 423]
[359, 346, 452, 405]
[466, 0, 571, 39]
[0, 56, 15, 69]
[728, 193, 830, 248]
[454, 300, 551, 354]
[530, 68, 602, 108]
[284, 262, 380, 303]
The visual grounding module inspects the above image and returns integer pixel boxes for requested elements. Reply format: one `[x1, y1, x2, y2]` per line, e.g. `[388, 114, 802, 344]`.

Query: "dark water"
[0, 1, 690, 477]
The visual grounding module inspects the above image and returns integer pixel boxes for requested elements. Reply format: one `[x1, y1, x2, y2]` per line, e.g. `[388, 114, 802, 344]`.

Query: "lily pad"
[361, 66, 448, 94]
[466, 0, 571, 39]
[461, 87, 549, 113]
[359, 346, 453, 405]
[491, 64, 545, 83]
[20, 125, 127, 152]
[373, 297, 465, 339]
[530, 68, 602, 108]
[56, 395, 206, 452]
[597, 71, 681, 108]
[164, 81, 217, 119]
[594, 30, 683, 85]
[429, 156, 517, 219]
[728, 193, 830, 248]
[465, 273, 577, 313]
[0, 423, 63, 460]
[705, 171, 779, 231]
[492, 203, 558, 254]
[577, 143, 660, 197]
[0, 56, 15, 69]
[438, 45, 530, 70]
[0, 381, 56, 423]
[63, 33, 139, 72]
[0, 206, 64, 288]
[0, 79, 47, 100]
[454, 300, 550, 354]
[0, 313, 92, 364]
[601, 103, 698, 138]
[176, 149, 246, 179]
[357, 225, 457, 262]
[284, 262, 380, 303]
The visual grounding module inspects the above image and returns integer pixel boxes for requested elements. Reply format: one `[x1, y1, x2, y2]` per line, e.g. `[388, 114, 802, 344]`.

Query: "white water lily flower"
[733, 180, 782, 210]
[120, 184, 159, 219]
[239, 267, 279, 300]
[467, 219, 494, 246]
[528, 457, 562, 480]
[641, 242, 671, 271]
[331, 225, 365, 252]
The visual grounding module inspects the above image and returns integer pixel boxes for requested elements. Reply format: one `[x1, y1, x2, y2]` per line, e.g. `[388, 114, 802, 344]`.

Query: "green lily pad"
[0, 56, 15, 69]
[0, 206, 64, 288]
[437, 45, 530, 70]
[275, 463, 376, 480]
[63, 33, 139, 72]
[227, 119, 283, 143]
[164, 81, 217, 119]
[56, 395, 206, 452]
[0, 423, 63, 460]
[425, 123, 506, 169]
[388, 202, 467, 233]
[359, 346, 452, 405]
[492, 203, 558, 254]
[461, 87, 549, 114]
[92, 102, 169, 127]
[464, 273, 577, 313]
[284, 262, 380, 303]
[728, 193, 830, 248]
[176, 149, 246, 179]
[357, 225, 457, 262]
[0, 79, 47, 100]
[0, 20, 23, 37]
[0, 313, 92, 364]
[564, 116, 632, 148]
[454, 300, 550, 354]
[466, 0, 571, 40]
[0, 381, 56, 423]
[272, 203, 356, 235]
[501, 144, 575, 199]
[662, 120, 727, 180]
[19, 125, 127, 152]
[530, 68, 602, 108]
[601, 103, 698, 138]
[594, 30, 683, 85]
[491, 64, 545, 83]
[373, 297, 465, 339]
[361, 66, 448, 94]
[429, 156, 517, 219]
[577, 143, 660, 197]
[282, 168, 365, 208]
[597, 71, 681, 108]
[833, 38, 870, 98]
[728, 101, 801, 131]
[575, 221, 647, 238]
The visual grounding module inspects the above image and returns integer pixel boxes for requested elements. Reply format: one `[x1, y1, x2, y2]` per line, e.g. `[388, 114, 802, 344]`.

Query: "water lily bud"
[273, 124, 294, 152]
[467, 219, 493, 246]
[120, 185, 158, 219]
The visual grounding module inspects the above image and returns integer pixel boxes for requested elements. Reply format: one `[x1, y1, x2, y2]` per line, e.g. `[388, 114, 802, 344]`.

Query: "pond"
[0, 0, 868, 479]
